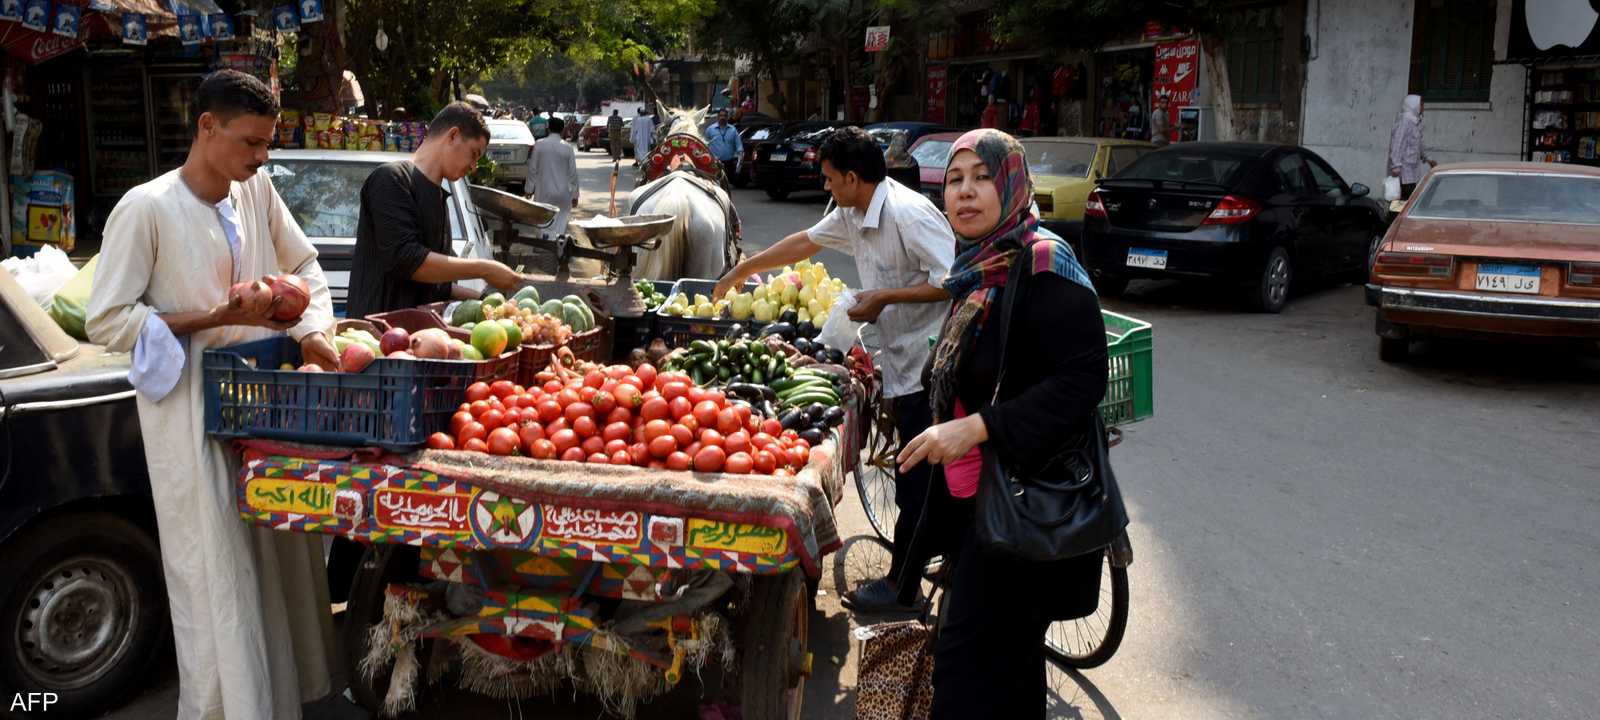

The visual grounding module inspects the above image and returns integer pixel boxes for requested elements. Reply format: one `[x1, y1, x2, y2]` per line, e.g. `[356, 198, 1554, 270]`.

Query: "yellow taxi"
[1022, 137, 1155, 243]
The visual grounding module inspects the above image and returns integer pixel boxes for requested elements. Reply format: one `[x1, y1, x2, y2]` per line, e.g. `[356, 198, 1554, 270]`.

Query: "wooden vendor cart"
[232, 402, 856, 720]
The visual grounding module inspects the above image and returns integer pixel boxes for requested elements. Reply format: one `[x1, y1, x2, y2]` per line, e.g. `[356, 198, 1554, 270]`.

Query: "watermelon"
[451, 300, 484, 326]
[562, 301, 590, 332]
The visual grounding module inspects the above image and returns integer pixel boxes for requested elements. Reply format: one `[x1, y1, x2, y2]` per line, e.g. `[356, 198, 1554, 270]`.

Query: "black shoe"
[842, 578, 919, 615]
[302, 689, 370, 720]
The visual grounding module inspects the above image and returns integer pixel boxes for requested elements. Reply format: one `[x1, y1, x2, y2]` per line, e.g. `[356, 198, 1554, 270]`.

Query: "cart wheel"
[345, 545, 431, 714]
[1044, 548, 1129, 670]
[738, 572, 811, 720]
[854, 401, 900, 544]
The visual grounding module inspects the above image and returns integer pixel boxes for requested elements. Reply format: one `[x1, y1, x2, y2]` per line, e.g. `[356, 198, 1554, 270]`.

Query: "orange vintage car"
[1365, 162, 1600, 362]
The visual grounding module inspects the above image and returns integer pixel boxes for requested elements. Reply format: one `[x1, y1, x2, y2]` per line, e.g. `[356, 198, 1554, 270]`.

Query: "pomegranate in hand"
[228, 280, 273, 317]
[266, 274, 311, 322]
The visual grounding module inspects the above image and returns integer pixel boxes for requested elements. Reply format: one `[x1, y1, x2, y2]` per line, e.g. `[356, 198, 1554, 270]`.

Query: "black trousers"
[930, 525, 1104, 720]
[930, 532, 1051, 720]
[1401, 182, 1417, 200]
[887, 391, 933, 585]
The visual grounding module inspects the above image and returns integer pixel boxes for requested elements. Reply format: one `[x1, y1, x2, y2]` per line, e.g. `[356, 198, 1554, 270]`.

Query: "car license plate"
[1126, 248, 1168, 270]
[1475, 263, 1540, 294]
[491, 150, 513, 161]
[769, 151, 787, 162]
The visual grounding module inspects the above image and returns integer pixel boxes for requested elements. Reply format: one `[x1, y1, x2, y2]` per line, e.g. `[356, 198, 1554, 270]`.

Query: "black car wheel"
[1379, 336, 1410, 363]
[765, 185, 791, 201]
[1095, 275, 1129, 298]
[0, 514, 169, 717]
[1250, 246, 1294, 313]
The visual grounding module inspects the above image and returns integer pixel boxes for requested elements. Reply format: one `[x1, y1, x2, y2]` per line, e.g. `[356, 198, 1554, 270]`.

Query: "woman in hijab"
[897, 129, 1111, 718]
[1389, 94, 1437, 199]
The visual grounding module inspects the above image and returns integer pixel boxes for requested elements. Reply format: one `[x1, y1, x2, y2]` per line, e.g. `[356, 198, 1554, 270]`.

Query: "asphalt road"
[105, 151, 1600, 719]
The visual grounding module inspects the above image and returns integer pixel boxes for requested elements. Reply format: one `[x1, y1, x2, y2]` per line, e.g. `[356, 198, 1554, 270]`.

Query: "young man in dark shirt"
[345, 101, 524, 319]
[332, 102, 527, 600]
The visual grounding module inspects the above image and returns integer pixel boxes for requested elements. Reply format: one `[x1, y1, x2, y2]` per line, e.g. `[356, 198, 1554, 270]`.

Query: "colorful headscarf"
[927, 129, 1095, 423]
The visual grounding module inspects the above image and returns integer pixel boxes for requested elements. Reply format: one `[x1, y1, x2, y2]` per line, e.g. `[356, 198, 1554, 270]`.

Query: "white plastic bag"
[817, 288, 864, 352]
[1382, 176, 1402, 202]
[1, 244, 78, 308]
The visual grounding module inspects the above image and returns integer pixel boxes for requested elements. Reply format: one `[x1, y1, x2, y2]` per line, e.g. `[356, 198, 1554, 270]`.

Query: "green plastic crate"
[1100, 310, 1153, 426]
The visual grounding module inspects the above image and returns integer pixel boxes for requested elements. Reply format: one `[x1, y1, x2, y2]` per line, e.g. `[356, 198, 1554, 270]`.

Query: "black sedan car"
[1080, 142, 1386, 312]
[753, 121, 848, 200]
[731, 121, 783, 188]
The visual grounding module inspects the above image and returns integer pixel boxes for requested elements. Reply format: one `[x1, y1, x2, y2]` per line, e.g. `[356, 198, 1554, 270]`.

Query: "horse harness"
[632, 133, 744, 270]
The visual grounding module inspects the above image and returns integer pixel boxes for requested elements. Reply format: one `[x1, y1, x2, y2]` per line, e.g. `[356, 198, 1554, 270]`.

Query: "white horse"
[629, 104, 740, 281]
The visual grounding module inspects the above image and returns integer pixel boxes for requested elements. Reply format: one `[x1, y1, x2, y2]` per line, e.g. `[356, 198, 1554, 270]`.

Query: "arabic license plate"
[768, 151, 787, 162]
[491, 150, 514, 161]
[1126, 248, 1168, 270]
[1475, 263, 1540, 294]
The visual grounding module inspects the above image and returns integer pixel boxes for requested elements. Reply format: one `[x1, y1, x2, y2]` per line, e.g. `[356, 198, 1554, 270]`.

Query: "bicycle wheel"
[1044, 549, 1129, 670]
[854, 400, 900, 544]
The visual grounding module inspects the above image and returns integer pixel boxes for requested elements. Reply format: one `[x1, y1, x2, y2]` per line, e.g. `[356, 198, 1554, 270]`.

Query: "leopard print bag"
[854, 620, 935, 720]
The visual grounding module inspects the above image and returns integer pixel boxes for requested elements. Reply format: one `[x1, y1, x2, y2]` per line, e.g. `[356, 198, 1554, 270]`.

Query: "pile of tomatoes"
[426, 363, 814, 476]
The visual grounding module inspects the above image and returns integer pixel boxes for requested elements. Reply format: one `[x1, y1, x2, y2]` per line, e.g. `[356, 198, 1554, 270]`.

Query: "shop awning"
[0, 21, 85, 64]
[84, 0, 225, 40]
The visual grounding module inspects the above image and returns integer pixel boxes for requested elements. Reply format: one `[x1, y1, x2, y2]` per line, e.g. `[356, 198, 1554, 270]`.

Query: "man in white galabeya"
[87, 69, 364, 720]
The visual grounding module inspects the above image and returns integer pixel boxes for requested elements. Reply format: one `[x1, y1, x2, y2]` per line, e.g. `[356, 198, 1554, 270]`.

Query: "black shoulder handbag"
[974, 253, 1129, 563]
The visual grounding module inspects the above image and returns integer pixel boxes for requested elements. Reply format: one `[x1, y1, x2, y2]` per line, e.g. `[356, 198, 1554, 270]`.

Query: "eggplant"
[826, 348, 845, 364]
[779, 309, 799, 325]
[799, 428, 825, 446]
[727, 382, 777, 402]
[821, 406, 846, 426]
[813, 350, 829, 364]
[779, 408, 806, 430]
[726, 323, 745, 340]
[806, 402, 828, 421]
[760, 322, 795, 340]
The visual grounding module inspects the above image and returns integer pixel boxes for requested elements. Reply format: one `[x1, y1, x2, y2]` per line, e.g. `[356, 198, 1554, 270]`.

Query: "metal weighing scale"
[467, 184, 674, 320]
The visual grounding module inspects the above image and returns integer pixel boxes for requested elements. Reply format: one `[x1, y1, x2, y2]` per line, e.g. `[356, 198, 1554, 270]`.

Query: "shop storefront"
[1506, 0, 1600, 167]
[1085, 23, 1210, 144]
[4, 0, 283, 258]
[925, 17, 1057, 134]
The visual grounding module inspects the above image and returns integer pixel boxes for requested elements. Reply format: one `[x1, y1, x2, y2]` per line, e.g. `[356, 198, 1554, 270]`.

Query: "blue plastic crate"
[203, 337, 477, 450]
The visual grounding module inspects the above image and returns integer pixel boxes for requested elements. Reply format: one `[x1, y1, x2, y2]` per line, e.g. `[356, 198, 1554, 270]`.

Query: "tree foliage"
[342, 0, 707, 114]
[989, 0, 1226, 52]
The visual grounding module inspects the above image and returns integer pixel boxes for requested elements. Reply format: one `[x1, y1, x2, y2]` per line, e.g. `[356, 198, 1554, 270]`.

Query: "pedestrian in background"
[527, 116, 580, 236]
[1388, 94, 1436, 199]
[898, 128, 1110, 720]
[1150, 94, 1171, 146]
[606, 109, 624, 162]
[706, 108, 743, 177]
[631, 107, 656, 165]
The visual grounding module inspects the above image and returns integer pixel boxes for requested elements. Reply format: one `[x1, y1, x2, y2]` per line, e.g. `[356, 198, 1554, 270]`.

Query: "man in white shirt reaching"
[716, 126, 955, 614]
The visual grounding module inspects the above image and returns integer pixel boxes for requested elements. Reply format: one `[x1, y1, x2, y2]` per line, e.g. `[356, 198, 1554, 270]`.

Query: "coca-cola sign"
[6, 25, 83, 64]
[22, 28, 81, 62]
